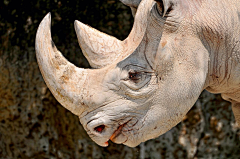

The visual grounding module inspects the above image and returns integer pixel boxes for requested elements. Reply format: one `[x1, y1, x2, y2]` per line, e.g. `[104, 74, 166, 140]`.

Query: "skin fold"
[35, 0, 240, 147]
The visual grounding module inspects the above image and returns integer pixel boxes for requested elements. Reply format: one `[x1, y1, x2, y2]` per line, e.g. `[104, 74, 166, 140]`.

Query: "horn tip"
[37, 12, 52, 33]
[44, 12, 51, 22]
[74, 20, 80, 24]
[47, 12, 51, 17]
[36, 12, 52, 46]
[74, 20, 83, 31]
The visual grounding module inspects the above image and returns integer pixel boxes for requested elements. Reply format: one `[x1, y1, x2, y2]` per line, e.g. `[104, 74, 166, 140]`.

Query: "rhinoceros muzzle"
[80, 108, 138, 146]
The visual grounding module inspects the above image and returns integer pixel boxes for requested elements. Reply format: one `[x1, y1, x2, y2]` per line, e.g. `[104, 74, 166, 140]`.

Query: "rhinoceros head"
[36, 0, 209, 147]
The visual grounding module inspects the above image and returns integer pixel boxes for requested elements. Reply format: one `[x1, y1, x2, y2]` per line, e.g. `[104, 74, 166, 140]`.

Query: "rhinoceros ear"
[155, 0, 190, 17]
[74, 21, 123, 68]
[120, 0, 142, 16]
[120, 0, 141, 8]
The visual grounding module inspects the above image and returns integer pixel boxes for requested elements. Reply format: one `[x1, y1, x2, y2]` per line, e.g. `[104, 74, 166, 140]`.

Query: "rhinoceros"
[35, 0, 240, 147]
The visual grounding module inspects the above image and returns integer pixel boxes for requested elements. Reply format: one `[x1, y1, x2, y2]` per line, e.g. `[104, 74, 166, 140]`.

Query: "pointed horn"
[35, 13, 87, 115]
[74, 21, 123, 68]
[74, 0, 154, 68]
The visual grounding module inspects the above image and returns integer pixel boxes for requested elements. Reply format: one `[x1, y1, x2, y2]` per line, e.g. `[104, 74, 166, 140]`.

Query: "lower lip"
[102, 125, 124, 147]
[110, 124, 124, 141]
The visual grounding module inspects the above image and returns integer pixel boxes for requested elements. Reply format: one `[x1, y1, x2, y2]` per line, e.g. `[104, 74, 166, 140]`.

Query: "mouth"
[102, 123, 127, 146]
[110, 122, 130, 145]
[110, 124, 125, 141]
[96, 124, 125, 147]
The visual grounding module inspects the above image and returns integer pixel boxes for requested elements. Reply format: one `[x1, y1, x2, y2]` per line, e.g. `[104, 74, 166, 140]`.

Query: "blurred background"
[0, 0, 239, 158]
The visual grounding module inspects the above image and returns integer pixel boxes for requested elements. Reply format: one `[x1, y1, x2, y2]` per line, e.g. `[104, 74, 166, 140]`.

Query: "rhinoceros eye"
[129, 72, 142, 83]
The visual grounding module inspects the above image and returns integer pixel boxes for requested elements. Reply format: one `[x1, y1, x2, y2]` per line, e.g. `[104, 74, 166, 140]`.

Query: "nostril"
[94, 125, 105, 133]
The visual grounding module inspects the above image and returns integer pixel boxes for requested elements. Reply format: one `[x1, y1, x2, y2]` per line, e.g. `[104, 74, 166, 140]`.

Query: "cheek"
[154, 49, 175, 79]
[141, 105, 185, 141]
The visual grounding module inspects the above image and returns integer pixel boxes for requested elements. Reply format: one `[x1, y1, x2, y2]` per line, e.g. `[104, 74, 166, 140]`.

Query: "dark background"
[0, 0, 240, 158]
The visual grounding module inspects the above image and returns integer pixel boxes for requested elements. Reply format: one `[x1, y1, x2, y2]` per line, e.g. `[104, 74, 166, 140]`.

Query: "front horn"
[35, 13, 88, 116]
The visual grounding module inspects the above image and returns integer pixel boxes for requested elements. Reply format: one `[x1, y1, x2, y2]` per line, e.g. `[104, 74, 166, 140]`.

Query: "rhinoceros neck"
[198, 0, 240, 101]
[205, 39, 240, 98]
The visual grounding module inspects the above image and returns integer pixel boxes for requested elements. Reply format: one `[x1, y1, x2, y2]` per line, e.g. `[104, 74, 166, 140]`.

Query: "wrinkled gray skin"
[35, 0, 240, 147]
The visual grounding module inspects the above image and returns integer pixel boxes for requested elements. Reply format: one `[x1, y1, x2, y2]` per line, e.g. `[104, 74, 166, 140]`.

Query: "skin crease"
[35, 0, 240, 147]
